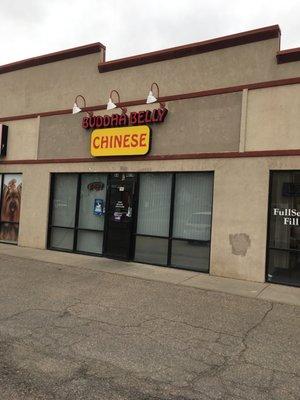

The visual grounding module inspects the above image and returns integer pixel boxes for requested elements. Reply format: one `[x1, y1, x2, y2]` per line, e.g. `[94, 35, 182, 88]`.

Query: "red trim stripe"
[1, 149, 300, 165]
[0, 43, 105, 75]
[277, 47, 300, 64]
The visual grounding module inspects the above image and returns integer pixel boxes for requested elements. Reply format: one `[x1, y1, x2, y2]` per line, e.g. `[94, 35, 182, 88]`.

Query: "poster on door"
[93, 199, 105, 216]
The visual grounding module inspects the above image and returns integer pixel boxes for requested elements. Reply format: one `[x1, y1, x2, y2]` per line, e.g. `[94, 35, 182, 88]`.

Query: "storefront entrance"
[48, 172, 214, 273]
[267, 171, 300, 287]
[103, 173, 137, 260]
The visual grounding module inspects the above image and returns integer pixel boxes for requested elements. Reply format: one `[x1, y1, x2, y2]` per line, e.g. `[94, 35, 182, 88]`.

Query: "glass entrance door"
[103, 173, 137, 260]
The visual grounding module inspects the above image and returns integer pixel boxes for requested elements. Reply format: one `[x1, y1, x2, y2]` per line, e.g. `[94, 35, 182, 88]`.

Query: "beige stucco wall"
[17, 168, 51, 249]
[38, 113, 89, 159]
[0, 52, 103, 118]
[1, 36, 299, 164]
[1, 155, 300, 282]
[4, 81, 300, 162]
[0, 37, 299, 119]
[210, 158, 269, 282]
[4, 117, 39, 160]
[37, 92, 242, 159]
[245, 84, 300, 151]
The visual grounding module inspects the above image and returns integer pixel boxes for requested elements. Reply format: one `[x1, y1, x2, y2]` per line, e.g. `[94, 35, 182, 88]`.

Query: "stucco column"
[209, 158, 270, 282]
[18, 168, 51, 249]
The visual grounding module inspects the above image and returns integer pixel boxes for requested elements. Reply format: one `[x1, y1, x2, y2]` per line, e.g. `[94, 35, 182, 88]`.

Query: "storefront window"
[49, 173, 107, 254]
[267, 171, 300, 286]
[136, 173, 172, 237]
[78, 174, 107, 231]
[172, 173, 213, 241]
[171, 240, 210, 271]
[50, 227, 74, 251]
[51, 174, 78, 228]
[48, 172, 214, 271]
[77, 230, 104, 254]
[135, 173, 172, 265]
[135, 236, 169, 265]
[171, 173, 213, 271]
[0, 174, 22, 244]
[77, 173, 107, 254]
[134, 172, 213, 271]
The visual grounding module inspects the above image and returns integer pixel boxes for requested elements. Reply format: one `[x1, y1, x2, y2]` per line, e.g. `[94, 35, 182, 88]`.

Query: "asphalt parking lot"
[0, 253, 299, 400]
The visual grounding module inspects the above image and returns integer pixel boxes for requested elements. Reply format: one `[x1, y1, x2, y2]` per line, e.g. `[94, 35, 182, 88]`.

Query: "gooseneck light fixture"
[72, 95, 93, 116]
[146, 82, 165, 108]
[107, 90, 127, 114]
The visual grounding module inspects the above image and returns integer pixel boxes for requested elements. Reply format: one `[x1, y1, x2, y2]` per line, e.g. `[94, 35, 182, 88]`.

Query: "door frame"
[103, 173, 139, 261]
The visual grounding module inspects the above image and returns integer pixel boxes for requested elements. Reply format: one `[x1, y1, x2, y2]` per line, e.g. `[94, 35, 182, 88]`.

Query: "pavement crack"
[0, 308, 58, 323]
[158, 317, 244, 339]
[243, 302, 274, 339]
[239, 302, 274, 360]
[62, 313, 160, 330]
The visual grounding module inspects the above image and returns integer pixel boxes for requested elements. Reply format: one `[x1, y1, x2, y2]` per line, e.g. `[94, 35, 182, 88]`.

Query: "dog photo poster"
[0, 174, 22, 243]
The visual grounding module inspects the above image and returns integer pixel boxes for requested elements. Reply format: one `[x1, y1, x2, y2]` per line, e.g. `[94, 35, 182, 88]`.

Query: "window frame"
[134, 171, 214, 272]
[266, 170, 300, 287]
[48, 173, 108, 256]
[47, 171, 214, 272]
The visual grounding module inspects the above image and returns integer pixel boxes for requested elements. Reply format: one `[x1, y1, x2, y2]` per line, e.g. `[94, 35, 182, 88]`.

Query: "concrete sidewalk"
[0, 243, 299, 306]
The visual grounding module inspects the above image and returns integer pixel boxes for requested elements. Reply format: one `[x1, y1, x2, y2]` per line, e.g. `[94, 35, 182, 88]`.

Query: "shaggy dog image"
[0, 179, 22, 242]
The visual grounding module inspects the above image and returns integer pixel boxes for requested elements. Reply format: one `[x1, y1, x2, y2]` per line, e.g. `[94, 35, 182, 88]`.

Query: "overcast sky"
[0, 0, 299, 65]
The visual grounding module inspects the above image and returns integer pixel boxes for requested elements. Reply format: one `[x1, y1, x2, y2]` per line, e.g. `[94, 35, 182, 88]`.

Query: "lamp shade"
[107, 97, 117, 110]
[72, 103, 82, 114]
[146, 90, 157, 104]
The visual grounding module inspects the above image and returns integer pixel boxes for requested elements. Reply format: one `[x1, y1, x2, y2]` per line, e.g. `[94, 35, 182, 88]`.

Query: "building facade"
[0, 25, 299, 286]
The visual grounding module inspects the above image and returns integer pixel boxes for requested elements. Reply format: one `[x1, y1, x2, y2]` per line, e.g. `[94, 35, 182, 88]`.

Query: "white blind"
[52, 174, 78, 228]
[137, 174, 172, 236]
[172, 173, 213, 240]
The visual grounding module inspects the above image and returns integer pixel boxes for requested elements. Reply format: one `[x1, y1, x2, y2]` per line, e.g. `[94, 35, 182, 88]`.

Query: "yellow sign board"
[91, 125, 151, 157]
